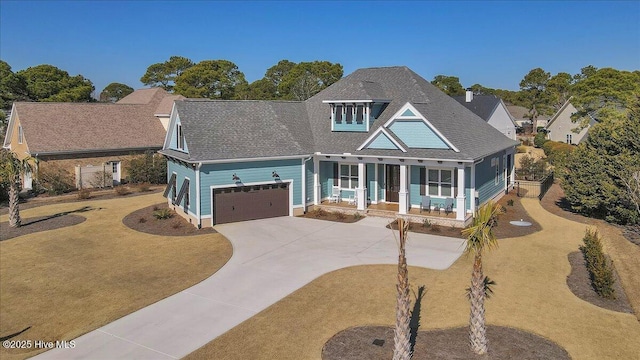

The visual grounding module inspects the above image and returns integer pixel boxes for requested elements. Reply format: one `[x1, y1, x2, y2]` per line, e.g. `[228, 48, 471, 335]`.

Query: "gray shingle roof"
[168, 66, 518, 162]
[173, 100, 314, 161]
[452, 95, 500, 121]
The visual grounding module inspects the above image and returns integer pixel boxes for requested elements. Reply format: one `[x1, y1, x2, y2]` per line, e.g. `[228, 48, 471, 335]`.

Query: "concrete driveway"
[37, 216, 465, 359]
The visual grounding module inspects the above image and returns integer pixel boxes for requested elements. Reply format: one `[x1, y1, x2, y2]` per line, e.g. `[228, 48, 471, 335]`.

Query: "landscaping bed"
[322, 325, 570, 360]
[566, 251, 633, 314]
[122, 203, 217, 236]
[1, 213, 86, 241]
[387, 220, 465, 238]
[300, 208, 363, 223]
[493, 191, 542, 239]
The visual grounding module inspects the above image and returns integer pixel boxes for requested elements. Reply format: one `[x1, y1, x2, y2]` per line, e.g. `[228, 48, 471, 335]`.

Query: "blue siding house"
[160, 66, 518, 228]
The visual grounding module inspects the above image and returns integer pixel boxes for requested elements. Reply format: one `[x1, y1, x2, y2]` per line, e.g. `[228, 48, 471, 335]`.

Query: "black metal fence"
[515, 171, 554, 200]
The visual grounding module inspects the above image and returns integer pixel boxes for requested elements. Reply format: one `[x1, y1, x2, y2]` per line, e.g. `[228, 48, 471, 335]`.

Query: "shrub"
[506, 199, 514, 206]
[534, 132, 548, 148]
[126, 151, 167, 184]
[138, 217, 147, 223]
[579, 229, 616, 299]
[422, 218, 432, 228]
[38, 165, 74, 195]
[516, 145, 527, 154]
[153, 208, 173, 220]
[353, 212, 362, 221]
[137, 182, 151, 192]
[517, 155, 547, 180]
[77, 189, 91, 200]
[114, 186, 130, 196]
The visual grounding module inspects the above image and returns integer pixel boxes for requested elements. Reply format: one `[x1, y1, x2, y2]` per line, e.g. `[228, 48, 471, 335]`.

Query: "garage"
[213, 183, 289, 224]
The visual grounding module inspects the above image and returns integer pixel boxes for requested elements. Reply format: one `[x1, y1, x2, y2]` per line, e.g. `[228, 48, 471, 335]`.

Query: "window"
[339, 164, 359, 189]
[176, 124, 184, 150]
[18, 125, 23, 144]
[334, 105, 343, 124]
[345, 105, 353, 124]
[494, 157, 500, 185]
[428, 169, 452, 197]
[566, 134, 572, 144]
[112, 162, 119, 173]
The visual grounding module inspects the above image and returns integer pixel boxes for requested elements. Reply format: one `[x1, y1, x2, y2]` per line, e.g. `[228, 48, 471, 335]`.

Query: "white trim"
[201, 215, 212, 219]
[425, 167, 454, 198]
[322, 99, 390, 103]
[383, 102, 460, 153]
[338, 163, 359, 190]
[196, 163, 201, 228]
[356, 127, 407, 152]
[163, 103, 178, 150]
[374, 163, 378, 203]
[194, 155, 309, 165]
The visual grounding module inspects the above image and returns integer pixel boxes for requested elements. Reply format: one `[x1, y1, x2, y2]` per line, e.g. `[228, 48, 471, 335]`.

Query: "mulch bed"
[384, 192, 541, 239]
[493, 191, 543, 239]
[322, 325, 570, 360]
[566, 251, 634, 313]
[300, 209, 363, 223]
[122, 203, 217, 236]
[387, 220, 465, 239]
[1, 213, 86, 241]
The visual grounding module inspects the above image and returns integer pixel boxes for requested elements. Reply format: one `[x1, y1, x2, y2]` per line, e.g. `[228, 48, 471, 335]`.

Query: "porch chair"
[444, 197, 454, 216]
[331, 186, 341, 203]
[348, 193, 357, 206]
[420, 196, 431, 213]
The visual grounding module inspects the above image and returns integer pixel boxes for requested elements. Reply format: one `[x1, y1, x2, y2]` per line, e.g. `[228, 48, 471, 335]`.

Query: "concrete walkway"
[37, 216, 465, 359]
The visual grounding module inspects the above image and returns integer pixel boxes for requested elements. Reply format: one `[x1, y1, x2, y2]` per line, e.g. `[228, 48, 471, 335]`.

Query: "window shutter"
[420, 167, 426, 196]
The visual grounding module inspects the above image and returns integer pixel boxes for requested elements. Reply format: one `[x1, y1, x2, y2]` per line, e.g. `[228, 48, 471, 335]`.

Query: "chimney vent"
[465, 88, 473, 103]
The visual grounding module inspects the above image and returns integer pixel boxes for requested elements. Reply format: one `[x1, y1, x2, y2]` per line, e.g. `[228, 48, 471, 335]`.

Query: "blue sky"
[1, 1, 639, 96]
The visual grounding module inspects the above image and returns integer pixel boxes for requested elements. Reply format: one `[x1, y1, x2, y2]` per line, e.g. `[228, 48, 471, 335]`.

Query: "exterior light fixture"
[232, 173, 240, 182]
[437, 161, 443, 164]
[272, 171, 280, 178]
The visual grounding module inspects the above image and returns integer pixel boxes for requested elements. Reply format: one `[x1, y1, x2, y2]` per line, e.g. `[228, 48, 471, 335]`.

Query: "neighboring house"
[545, 99, 595, 145]
[506, 105, 550, 128]
[160, 66, 518, 228]
[453, 90, 517, 140]
[3, 88, 175, 189]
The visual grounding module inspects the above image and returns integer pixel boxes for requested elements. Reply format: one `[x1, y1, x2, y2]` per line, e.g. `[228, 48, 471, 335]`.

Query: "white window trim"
[426, 168, 454, 198]
[339, 163, 359, 190]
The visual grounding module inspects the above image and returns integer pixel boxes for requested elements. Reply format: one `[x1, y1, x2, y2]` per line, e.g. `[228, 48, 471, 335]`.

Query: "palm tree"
[393, 218, 412, 360]
[0, 150, 32, 227]
[461, 201, 503, 355]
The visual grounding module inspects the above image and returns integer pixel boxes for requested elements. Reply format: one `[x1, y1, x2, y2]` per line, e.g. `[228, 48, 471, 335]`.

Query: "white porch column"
[510, 154, 515, 190]
[356, 162, 366, 211]
[399, 164, 408, 214]
[470, 164, 477, 216]
[456, 166, 466, 221]
[373, 163, 378, 203]
[313, 157, 320, 205]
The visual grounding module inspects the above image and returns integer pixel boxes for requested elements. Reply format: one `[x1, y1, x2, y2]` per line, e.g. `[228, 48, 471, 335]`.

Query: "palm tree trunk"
[8, 180, 21, 228]
[393, 218, 412, 360]
[469, 253, 487, 355]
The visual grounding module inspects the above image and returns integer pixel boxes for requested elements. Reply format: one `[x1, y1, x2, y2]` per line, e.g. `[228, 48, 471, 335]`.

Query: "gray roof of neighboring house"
[451, 95, 500, 121]
[167, 66, 518, 162]
[172, 100, 314, 161]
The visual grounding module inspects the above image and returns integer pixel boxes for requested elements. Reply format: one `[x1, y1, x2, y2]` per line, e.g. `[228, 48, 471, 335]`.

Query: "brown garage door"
[213, 183, 289, 224]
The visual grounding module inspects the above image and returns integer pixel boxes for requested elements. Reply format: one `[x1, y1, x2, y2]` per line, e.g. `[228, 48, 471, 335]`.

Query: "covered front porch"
[311, 155, 477, 226]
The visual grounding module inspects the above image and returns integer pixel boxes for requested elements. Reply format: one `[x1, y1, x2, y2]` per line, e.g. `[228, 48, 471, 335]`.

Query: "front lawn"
[0, 193, 232, 360]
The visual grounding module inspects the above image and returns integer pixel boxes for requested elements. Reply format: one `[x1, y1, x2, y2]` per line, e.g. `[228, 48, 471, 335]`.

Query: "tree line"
[430, 66, 640, 130]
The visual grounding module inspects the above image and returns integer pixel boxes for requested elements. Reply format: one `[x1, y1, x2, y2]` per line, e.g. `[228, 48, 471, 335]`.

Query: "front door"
[385, 165, 400, 202]
[111, 161, 121, 185]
